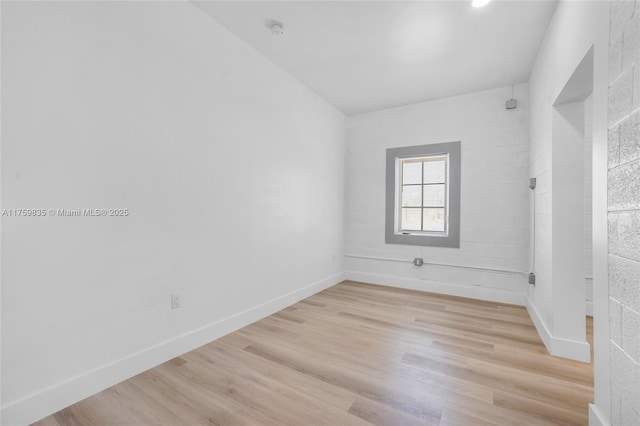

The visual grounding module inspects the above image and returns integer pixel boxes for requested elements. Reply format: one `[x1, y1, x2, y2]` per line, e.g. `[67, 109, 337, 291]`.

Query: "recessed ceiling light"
[472, 0, 492, 7]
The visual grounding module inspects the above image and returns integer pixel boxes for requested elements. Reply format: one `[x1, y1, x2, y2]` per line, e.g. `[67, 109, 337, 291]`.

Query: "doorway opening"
[550, 46, 594, 362]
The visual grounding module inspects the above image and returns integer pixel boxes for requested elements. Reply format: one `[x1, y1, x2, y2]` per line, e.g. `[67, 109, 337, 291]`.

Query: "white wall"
[607, 1, 640, 424]
[550, 100, 588, 356]
[0, 2, 346, 424]
[0, 1, 3, 419]
[526, 0, 610, 421]
[345, 85, 530, 305]
[585, 95, 593, 315]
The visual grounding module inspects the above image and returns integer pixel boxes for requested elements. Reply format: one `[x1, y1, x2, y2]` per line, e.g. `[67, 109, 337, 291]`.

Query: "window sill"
[398, 231, 448, 237]
[386, 231, 459, 248]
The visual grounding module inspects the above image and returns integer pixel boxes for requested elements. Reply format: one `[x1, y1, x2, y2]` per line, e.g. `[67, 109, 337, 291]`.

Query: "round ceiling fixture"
[269, 22, 285, 36]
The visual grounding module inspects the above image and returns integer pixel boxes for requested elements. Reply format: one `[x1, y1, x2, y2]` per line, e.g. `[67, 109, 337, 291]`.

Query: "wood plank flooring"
[35, 281, 594, 426]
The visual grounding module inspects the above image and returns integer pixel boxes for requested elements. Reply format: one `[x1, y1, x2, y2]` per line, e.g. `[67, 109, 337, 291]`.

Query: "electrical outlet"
[171, 294, 181, 309]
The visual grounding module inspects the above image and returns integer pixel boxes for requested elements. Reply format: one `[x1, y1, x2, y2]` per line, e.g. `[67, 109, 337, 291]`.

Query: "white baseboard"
[589, 403, 610, 426]
[345, 270, 526, 306]
[1, 272, 345, 426]
[526, 297, 591, 362]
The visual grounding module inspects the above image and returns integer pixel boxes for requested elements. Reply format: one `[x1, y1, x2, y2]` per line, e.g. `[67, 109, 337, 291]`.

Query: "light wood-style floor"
[36, 281, 594, 426]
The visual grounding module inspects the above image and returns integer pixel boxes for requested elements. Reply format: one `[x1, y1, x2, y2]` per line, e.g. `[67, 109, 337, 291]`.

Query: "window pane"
[402, 162, 422, 184]
[423, 208, 445, 232]
[401, 185, 422, 207]
[424, 160, 445, 183]
[423, 184, 445, 207]
[401, 208, 421, 231]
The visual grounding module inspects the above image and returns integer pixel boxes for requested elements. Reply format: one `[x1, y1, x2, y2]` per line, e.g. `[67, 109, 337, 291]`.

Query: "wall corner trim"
[0, 272, 345, 426]
[525, 297, 591, 362]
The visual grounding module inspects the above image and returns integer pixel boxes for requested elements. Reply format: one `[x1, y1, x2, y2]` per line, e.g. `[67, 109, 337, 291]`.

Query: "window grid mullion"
[400, 163, 404, 230]
[401, 182, 445, 186]
[444, 157, 448, 233]
[420, 162, 424, 231]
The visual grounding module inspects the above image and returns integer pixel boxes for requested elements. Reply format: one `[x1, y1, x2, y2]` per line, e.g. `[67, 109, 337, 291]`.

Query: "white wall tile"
[609, 255, 640, 312]
[618, 211, 640, 261]
[622, 306, 640, 362]
[611, 297, 623, 345]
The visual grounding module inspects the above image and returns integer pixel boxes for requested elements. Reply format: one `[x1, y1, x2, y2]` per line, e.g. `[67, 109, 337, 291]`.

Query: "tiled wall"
[528, 17, 556, 327]
[608, 1, 640, 424]
[527, 0, 609, 351]
[345, 85, 529, 304]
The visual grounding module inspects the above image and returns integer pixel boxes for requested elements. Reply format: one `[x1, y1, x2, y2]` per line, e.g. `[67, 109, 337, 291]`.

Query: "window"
[385, 142, 460, 247]
[399, 155, 447, 232]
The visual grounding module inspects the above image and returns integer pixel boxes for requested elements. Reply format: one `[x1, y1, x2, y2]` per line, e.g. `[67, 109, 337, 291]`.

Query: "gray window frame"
[385, 141, 461, 248]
